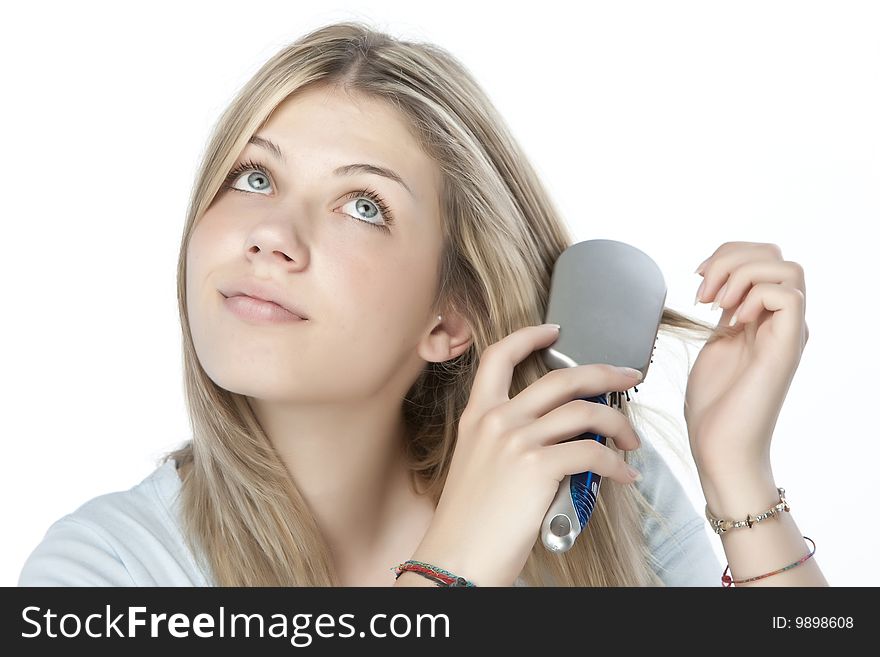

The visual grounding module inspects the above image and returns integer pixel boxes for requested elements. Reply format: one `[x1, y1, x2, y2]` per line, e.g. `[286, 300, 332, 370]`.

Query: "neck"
[246, 395, 433, 574]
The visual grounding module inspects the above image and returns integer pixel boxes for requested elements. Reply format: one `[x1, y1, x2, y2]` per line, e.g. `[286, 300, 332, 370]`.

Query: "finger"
[467, 324, 561, 416]
[727, 283, 806, 349]
[543, 438, 640, 485]
[695, 243, 783, 302]
[706, 260, 806, 312]
[511, 398, 641, 451]
[507, 365, 642, 433]
[695, 241, 780, 275]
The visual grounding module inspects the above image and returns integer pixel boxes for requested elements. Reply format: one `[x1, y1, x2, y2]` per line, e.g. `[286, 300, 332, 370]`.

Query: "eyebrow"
[247, 134, 414, 198]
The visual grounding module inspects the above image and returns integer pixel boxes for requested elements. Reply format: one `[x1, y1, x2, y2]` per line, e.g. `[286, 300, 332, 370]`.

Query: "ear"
[416, 310, 473, 363]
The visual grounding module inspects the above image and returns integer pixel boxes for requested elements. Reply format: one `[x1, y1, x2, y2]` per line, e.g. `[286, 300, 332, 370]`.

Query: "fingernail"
[542, 323, 561, 331]
[694, 280, 706, 305]
[626, 464, 642, 481]
[618, 367, 643, 380]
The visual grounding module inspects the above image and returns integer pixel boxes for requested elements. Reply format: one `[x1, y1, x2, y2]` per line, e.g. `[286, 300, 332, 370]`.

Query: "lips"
[219, 278, 308, 320]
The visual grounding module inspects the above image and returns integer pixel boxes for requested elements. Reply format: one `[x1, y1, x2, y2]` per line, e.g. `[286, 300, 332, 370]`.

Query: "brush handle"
[540, 393, 608, 553]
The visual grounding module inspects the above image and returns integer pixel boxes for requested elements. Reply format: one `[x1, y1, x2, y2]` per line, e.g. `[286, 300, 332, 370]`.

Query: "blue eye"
[338, 189, 394, 231]
[222, 159, 394, 232]
[222, 159, 275, 195]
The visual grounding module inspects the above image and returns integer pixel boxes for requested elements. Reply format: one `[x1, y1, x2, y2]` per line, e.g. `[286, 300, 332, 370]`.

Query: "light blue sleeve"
[629, 439, 723, 587]
[18, 516, 137, 587]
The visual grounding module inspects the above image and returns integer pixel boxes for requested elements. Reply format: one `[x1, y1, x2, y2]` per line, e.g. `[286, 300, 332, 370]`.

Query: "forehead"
[257, 85, 439, 204]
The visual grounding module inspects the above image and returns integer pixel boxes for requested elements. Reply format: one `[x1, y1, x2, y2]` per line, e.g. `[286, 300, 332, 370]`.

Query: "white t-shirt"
[18, 439, 723, 587]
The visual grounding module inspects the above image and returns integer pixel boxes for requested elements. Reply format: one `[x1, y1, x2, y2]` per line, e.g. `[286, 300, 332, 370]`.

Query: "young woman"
[18, 21, 826, 587]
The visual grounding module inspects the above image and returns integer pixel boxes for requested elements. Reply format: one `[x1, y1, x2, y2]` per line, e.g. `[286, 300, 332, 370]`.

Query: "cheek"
[335, 248, 435, 326]
[186, 209, 236, 284]
[185, 229, 210, 300]
[184, 219, 229, 328]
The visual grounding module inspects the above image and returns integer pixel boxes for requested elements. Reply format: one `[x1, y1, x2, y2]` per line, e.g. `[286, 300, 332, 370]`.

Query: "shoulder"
[18, 459, 212, 587]
[629, 439, 723, 586]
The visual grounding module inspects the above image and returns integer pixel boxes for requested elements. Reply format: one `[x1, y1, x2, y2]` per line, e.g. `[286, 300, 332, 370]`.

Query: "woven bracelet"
[392, 560, 477, 587]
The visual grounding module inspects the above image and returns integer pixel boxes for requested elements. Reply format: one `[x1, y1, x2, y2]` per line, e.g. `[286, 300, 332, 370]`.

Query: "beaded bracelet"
[721, 535, 816, 587]
[705, 487, 790, 535]
[392, 560, 477, 587]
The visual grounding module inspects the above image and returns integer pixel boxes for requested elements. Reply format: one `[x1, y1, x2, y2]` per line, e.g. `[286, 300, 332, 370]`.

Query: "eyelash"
[221, 158, 395, 232]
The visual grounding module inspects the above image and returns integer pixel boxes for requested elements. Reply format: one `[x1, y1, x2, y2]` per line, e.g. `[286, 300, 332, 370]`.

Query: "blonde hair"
[164, 21, 719, 586]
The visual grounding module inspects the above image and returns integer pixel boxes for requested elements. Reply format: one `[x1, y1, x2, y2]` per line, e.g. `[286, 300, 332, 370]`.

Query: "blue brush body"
[568, 393, 608, 531]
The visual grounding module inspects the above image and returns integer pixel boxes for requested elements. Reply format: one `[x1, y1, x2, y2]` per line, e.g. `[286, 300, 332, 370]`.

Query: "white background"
[2, 1, 877, 586]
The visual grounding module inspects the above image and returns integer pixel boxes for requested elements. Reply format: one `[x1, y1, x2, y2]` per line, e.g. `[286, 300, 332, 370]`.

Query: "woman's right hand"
[406, 323, 645, 587]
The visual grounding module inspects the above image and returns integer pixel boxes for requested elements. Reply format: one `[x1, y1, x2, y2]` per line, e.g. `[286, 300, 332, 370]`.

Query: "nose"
[244, 219, 307, 271]
[248, 243, 293, 262]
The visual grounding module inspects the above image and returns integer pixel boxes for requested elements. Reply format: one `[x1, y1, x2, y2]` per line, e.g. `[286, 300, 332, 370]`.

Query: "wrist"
[699, 464, 779, 520]
[409, 533, 493, 586]
[407, 549, 481, 586]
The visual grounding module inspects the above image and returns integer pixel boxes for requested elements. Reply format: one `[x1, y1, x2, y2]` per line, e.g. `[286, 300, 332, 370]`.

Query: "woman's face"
[186, 85, 446, 402]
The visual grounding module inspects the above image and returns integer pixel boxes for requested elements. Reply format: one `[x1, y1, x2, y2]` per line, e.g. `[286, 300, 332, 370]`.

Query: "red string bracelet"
[721, 535, 815, 587]
[392, 560, 476, 587]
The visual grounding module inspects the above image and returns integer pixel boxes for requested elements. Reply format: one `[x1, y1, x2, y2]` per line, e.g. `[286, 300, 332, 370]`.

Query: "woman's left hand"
[684, 241, 810, 489]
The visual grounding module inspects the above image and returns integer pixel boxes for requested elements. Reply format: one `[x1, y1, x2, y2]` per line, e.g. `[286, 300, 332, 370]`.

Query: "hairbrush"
[539, 239, 666, 553]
